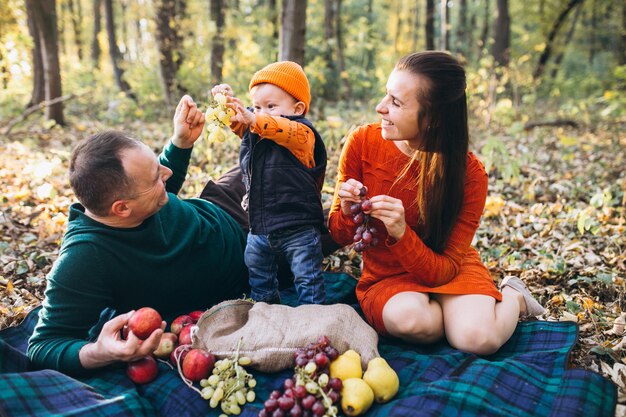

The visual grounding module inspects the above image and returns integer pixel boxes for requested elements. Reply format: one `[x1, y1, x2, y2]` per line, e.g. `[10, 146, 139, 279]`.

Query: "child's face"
[250, 84, 304, 117]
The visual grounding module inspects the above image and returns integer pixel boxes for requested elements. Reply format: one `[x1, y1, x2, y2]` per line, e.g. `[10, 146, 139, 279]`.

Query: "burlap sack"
[191, 300, 379, 373]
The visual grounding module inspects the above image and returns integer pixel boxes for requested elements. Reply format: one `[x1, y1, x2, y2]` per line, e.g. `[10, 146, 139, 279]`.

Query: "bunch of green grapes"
[205, 92, 235, 143]
[199, 351, 256, 416]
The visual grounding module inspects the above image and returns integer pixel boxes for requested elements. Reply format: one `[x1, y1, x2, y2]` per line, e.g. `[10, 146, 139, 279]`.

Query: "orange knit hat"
[249, 61, 311, 114]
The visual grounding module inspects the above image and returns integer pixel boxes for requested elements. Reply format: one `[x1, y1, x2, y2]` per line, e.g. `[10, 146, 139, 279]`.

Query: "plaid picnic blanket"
[0, 272, 616, 417]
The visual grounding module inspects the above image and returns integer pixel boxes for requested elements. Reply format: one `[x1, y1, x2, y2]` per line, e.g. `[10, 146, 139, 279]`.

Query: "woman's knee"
[382, 294, 443, 343]
[447, 323, 501, 355]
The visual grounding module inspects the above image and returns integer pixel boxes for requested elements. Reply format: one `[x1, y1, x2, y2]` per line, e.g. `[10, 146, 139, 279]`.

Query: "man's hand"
[78, 311, 165, 369]
[172, 95, 205, 149]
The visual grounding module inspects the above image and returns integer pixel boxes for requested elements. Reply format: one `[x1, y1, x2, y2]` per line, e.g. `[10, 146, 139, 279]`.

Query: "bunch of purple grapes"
[350, 186, 379, 252]
[258, 336, 343, 417]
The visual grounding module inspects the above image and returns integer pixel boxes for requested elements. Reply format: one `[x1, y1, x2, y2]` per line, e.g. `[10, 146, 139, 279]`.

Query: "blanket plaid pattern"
[0, 273, 616, 417]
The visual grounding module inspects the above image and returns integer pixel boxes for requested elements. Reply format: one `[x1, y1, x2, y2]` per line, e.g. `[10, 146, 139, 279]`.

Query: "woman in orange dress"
[328, 51, 545, 355]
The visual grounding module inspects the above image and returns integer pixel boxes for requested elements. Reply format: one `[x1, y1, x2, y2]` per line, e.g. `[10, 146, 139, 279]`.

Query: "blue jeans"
[245, 225, 325, 305]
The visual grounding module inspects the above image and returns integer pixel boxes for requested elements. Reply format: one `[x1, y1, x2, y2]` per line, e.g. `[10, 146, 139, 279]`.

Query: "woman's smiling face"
[375, 69, 426, 148]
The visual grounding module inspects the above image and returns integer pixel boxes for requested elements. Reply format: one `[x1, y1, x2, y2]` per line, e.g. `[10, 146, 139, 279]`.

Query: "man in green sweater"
[27, 95, 249, 376]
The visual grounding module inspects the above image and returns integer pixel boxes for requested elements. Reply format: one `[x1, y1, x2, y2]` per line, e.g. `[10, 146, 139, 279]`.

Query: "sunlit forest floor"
[1, 110, 625, 413]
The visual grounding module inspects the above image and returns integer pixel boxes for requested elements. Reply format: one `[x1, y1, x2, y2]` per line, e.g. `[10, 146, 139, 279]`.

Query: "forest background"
[0, 0, 625, 413]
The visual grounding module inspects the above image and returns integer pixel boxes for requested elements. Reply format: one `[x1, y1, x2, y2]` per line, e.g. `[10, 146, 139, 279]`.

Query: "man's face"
[121, 145, 172, 222]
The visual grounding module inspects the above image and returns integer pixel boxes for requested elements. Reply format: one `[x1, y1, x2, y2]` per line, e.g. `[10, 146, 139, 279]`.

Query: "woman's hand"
[78, 311, 165, 369]
[337, 179, 366, 215]
[365, 194, 407, 241]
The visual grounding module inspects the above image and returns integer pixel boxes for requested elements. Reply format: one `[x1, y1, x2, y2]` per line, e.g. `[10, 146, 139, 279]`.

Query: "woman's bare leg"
[382, 291, 445, 344]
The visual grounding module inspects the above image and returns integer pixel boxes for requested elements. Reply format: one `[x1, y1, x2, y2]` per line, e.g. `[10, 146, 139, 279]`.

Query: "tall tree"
[209, 0, 226, 84]
[25, 0, 64, 124]
[280, 0, 306, 64]
[323, 0, 339, 101]
[91, 0, 102, 68]
[588, 0, 597, 64]
[479, 0, 490, 57]
[439, 0, 448, 50]
[533, 0, 584, 80]
[551, 1, 582, 78]
[456, 0, 468, 57]
[617, 2, 626, 65]
[335, 0, 351, 97]
[269, 0, 279, 61]
[155, 0, 185, 106]
[492, 0, 510, 67]
[67, 0, 84, 60]
[411, 0, 420, 51]
[103, 0, 136, 99]
[425, 0, 435, 50]
[26, 4, 45, 106]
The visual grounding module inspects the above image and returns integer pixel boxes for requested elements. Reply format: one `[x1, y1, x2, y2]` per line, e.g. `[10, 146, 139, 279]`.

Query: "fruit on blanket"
[127, 356, 158, 384]
[153, 332, 178, 359]
[362, 357, 399, 403]
[182, 348, 215, 381]
[330, 349, 362, 381]
[340, 378, 374, 416]
[188, 310, 204, 323]
[170, 314, 193, 335]
[128, 307, 162, 340]
[179, 325, 193, 345]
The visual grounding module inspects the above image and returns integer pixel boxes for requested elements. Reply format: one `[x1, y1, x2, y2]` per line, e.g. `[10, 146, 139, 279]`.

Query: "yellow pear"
[329, 349, 362, 381]
[341, 378, 374, 416]
[362, 357, 400, 403]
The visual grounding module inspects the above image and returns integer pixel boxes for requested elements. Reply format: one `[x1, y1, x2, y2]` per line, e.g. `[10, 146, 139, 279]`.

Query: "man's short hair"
[69, 130, 142, 216]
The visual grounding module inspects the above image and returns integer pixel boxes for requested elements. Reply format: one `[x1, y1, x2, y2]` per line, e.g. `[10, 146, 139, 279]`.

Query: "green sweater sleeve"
[27, 241, 112, 376]
[159, 140, 193, 195]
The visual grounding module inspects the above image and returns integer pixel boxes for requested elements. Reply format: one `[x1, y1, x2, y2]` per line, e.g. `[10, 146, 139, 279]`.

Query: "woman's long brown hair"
[395, 51, 469, 253]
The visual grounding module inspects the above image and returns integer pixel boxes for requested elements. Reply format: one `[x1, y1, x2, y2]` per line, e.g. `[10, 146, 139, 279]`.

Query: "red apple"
[188, 310, 204, 323]
[128, 307, 162, 340]
[127, 356, 158, 384]
[170, 314, 193, 335]
[182, 348, 215, 381]
[178, 325, 193, 345]
[153, 332, 178, 359]
[170, 345, 189, 366]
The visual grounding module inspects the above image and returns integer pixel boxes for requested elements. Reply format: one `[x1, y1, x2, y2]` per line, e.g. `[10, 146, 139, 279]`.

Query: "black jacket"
[240, 115, 327, 235]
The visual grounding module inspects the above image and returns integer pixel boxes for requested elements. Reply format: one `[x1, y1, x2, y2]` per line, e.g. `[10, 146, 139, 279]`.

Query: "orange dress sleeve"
[386, 158, 488, 286]
[328, 123, 489, 288]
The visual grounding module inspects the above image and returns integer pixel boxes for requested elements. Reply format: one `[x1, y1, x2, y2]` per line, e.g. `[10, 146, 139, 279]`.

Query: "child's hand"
[227, 101, 256, 126]
[211, 83, 234, 97]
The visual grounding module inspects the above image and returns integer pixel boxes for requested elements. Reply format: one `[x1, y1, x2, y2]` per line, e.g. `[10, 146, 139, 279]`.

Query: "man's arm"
[159, 95, 206, 194]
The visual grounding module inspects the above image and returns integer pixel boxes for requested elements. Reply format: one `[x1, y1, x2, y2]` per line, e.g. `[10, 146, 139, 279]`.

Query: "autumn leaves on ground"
[0, 117, 625, 409]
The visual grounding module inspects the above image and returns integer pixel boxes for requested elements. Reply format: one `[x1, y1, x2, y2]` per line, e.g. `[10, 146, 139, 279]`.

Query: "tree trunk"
[551, 2, 582, 78]
[394, 0, 403, 53]
[210, 0, 225, 84]
[67, 0, 83, 60]
[439, 0, 448, 50]
[411, 0, 420, 51]
[533, 0, 584, 80]
[364, 0, 374, 70]
[335, 0, 351, 97]
[479, 0, 490, 57]
[280, 0, 307, 64]
[456, 0, 467, 57]
[155, 0, 184, 107]
[617, 3, 626, 65]
[492, 0, 510, 67]
[587, 0, 596, 64]
[0, 50, 8, 90]
[269, 0, 279, 61]
[323, 0, 339, 101]
[26, 4, 45, 107]
[25, 0, 64, 125]
[103, 0, 136, 100]
[91, 0, 101, 68]
[425, 0, 434, 50]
